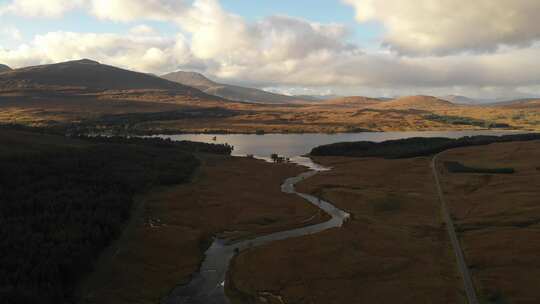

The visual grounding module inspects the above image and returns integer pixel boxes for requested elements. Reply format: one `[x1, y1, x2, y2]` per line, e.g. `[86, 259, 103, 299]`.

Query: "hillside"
[375, 95, 456, 111]
[162, 71, 310, 104]
[487, 98, 540, 109]
[322, 96, 383, 106]
[441, 95, 479, 105]
[160, 71, 217, 91]
[0, 64, 11, 73]
[0, 59, 217, 100]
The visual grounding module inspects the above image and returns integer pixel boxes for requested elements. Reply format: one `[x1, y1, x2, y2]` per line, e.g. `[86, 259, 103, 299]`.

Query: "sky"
[1, 0, 539, 99]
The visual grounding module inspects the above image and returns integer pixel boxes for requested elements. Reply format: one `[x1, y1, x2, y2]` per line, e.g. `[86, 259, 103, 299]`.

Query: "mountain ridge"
[0, 64, 11, 73]
[162, 70, 313, 104]
[0, 59, 220, 102]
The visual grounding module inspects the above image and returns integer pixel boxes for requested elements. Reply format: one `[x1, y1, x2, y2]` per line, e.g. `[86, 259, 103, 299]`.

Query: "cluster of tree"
[80, 135, 233, 155]
[74, 107, 243, 135]
[444, 161, 515, 174]
[0, 130, 228, 303]
[311, 133, 540, 159]
[424, 114, 510, 129]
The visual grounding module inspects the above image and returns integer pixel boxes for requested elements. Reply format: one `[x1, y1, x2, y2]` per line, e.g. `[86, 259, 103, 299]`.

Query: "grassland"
[438, 140, 540, 303]
[227, 156, 461, 304]
[2, 93, 540, 135]
[79, 156, 328, 304]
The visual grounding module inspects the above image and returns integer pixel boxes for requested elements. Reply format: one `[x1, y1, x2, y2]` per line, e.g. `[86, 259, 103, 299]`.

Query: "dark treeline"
[423, 114, 511, 129]
[311, 133, 540, 159]
[0, 129, 229, 303]
[444, 161, 515, 174]
[80, 135, 234, 155]
[74, 108, 243, 135]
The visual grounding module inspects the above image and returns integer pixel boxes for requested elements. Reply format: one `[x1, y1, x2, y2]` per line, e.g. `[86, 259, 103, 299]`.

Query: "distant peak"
[71, 59, 100, 65]
[0, 64, 12, 71]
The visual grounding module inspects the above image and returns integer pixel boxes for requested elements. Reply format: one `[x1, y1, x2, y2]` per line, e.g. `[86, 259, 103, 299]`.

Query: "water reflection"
[155, 130, 524, 158]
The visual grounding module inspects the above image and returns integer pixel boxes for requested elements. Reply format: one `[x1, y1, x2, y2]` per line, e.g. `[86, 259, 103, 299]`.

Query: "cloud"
[1, 0, 539, 98]
[0, 0, 188, 20]
[0, 31, 195, 74]
[344, 0, 540, 55]
[0, 25, 22, 42]
[88, 0, 188, 22]
[172, 0, 357, 81]
[0, 0, 83, 18]
[129, 24, 158, 36]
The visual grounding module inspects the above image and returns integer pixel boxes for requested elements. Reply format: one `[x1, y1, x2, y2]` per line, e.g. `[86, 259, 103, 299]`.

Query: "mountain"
[0, 64, 11, 73]
[375, 95, 456, 111]
[441, 95, 479, 105]
[162, 71, 312, 104]
[0, 59, 218, 101]
[161, 71, 216, 90]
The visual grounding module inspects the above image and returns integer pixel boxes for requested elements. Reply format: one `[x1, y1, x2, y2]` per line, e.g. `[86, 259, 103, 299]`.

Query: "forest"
[311, 133, 540, 159]
[444, 161, 515, 174]
[0, 128, 231, 304]
[423, 114, 511, 129]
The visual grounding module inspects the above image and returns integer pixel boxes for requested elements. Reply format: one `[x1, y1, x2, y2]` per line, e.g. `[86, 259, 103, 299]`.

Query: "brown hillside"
[322, 96, 383, 106]
[491, 98, 540, 109]
[162, 70, 312, 104]
[161, 71, 217, 91]
[375, 95, 457, 111]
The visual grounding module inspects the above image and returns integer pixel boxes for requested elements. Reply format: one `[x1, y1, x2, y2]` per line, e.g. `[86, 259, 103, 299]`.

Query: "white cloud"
[0, 31, 194, 74]
[344, 0, 540, 55]
[0, 0, 539, 98]
[88, 0, 188, 22]
[172, 0, 357, 80]
[0, 0, 83, 18]
[0, 0, 187, 20]
[0, 25, 22, 42]
[129, 24, 158, 36]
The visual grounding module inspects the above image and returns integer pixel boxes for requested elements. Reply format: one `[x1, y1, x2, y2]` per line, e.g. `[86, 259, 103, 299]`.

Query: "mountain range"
[162, 71, 313, 104]
[1, 59, 539, 111]
[0, 59, 220, 102]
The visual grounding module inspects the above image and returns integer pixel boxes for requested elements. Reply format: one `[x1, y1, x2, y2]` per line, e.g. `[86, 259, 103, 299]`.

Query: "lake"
[155, 130, 525, 158]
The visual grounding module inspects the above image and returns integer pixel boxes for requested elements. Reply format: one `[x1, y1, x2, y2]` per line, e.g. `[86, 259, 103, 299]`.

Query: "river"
[158, 130, 524, 303]
[161, 157, 350, 304]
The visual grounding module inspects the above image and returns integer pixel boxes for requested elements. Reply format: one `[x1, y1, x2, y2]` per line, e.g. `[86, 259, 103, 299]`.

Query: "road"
[432, 153, 480, 304]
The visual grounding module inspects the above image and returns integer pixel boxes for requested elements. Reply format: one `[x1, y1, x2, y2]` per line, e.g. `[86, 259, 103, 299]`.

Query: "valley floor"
[227, 140, 540, 304]
[79, 155, 327, 304]
[2, 94, 539, 134]
[228, 156, 462, 304]
[438, 141, 540, 303]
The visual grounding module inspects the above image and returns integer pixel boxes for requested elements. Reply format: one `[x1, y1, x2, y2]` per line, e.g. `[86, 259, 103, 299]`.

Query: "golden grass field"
[438, 140, 540, 303]
[1, 92, 539, 133]
[227, 156, 461, 304]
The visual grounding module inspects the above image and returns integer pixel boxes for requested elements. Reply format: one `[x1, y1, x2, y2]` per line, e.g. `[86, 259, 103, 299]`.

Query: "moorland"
[1, 60, 540, 135]
[2, 59, 540, 304]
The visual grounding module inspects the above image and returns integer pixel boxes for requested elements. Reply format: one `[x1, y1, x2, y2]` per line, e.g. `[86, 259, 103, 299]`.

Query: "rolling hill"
[322, 96, 384, 106]
[486, 98, 540, 108]
[441, 95, 479, 105]
[162, 71, 311, 104]
[375, 95, 456, 111]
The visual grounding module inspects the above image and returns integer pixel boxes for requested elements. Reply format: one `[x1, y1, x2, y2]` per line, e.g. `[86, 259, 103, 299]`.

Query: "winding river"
[158, 130, 525, 303]
[161, 157, 350, 304]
